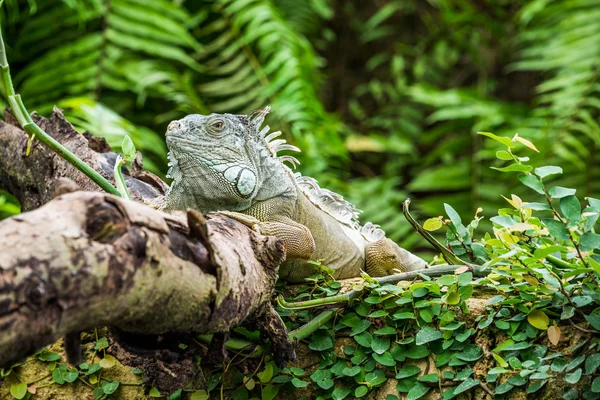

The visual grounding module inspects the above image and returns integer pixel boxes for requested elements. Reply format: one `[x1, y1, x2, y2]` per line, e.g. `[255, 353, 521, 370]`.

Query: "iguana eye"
[212, 121, 224, 131]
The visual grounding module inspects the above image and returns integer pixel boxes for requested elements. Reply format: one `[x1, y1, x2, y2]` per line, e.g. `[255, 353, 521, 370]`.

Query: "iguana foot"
[217, 211, 315, 260]
[365, 238, 428, 276]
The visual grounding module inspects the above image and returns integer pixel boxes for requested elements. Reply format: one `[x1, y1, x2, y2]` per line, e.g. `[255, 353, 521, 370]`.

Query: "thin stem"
[0, 25, 121, 197]
[279, 264, 491, 309]
[277, 293, 351, 310]
[402, 199, 467, 266]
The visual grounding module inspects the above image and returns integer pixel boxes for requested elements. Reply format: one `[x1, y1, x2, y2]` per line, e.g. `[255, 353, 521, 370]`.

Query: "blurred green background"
[0, 0, 599, 256]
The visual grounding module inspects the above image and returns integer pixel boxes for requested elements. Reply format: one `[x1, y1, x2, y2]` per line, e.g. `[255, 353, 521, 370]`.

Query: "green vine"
[0, 13, 121, 197]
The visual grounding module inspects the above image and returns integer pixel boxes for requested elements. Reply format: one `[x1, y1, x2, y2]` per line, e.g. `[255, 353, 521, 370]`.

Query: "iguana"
[153, 107, 427, 282]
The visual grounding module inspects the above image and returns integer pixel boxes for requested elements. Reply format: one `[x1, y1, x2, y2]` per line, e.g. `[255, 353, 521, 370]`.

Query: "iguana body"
[156, 108, 427, 282]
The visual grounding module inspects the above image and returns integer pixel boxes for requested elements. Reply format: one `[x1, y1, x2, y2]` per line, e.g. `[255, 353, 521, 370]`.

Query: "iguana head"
[163, 109, 295, 211]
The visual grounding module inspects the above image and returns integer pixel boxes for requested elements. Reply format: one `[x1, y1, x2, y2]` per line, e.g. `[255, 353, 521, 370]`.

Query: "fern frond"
[7, 0, 199, 116]
[513, 0, 600, 173]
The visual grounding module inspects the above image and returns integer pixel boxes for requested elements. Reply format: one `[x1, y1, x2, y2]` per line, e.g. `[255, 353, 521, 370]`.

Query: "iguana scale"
[154, 107, 427, 282]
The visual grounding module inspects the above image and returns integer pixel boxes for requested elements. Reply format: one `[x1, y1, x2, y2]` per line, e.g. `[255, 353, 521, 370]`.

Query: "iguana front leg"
[365, 238, 428, 276]
[217, 211, 315, 260]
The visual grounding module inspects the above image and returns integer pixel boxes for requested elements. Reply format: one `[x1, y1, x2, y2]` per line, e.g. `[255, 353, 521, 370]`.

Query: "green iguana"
[153, 107, 427, 282]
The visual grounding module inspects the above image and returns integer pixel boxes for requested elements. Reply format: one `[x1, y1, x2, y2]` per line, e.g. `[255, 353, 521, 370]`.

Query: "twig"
[402, 199, 468, 265]
[479, 381, 495, 397]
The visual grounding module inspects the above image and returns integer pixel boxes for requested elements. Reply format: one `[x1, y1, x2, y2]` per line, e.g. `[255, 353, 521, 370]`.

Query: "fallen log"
[0, 110, 297, 392]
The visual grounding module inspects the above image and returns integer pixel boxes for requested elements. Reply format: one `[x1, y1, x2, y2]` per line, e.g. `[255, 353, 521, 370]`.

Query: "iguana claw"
[216, 210, 262, 233]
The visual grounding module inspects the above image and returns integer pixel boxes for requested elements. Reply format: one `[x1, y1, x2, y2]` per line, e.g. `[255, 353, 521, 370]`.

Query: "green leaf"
[519, 174, 544, 194]
[371, 337, 391, 354]
[587, 354, 600, 374]
[416, 327, 443, 345]
[592, 377, 600, 393]
[332, 387, 352, 400]
[405, 344, 430, 359]
[354, 332, 373, 347]
[535, 166, 563, 179]
[580, 232, 600, 251]
[365, 369, 387, 386]
[396, 365, 421, 379]
[548, 186, 576, 199]
[496, 150, 514, 160]
[527, 380, 544, 394]
[454, 378, 480, 395]
[520, 202, 551, 210]
[407, 382, 430, 400]
[102, 380, 120, 394]
[374, 327, 397, 335]
[99, 354, 116, 369]
[492, 163, 532, 173]
[542, 219, 570, 241]
[355, 386, 369, 397]
[423, 218, 443, 231]
[372, 352, 396, 367]
[533, 245, 565, 259]
[444, 203, 462, 226]
[10, 382, 27, 399]
[257, 364, 274, 383]
[52, 364, 68, 385]
[560, 195, 581, 225]
[121, 135, 136, 162]
[499, 341, 531, 352]
[149, 387, 161, 397]
[393, 312, 415, 320]
[65, 367, 79, 383]
[342, 366, 361, 377]
[350, 320, 371, 336]
[261, 385, 279, 400]
[418, 373, 439, 383]
[368, 310, 389, 318]
[477, 132, 514, 148]
[457, 272, 472, 286]
[443, 291, 460, 305]
[39, 351, 61, 362]
[456, 346, 483, 362]
[585, 310, 600, 330]
[309, 331, 333, 351]
[565, 368, 582, 384]
[94, 337, 109, 351]
[528, 310, 549, 330]
[291, 378, 309, 388]
[495, 382, 514, 395]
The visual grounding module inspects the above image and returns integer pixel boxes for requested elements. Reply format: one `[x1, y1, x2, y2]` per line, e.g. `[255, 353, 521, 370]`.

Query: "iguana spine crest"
[254, 107, 386, 243]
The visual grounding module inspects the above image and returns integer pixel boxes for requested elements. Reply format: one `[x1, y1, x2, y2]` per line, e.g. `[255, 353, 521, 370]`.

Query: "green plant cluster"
[192, 133, 600, 399]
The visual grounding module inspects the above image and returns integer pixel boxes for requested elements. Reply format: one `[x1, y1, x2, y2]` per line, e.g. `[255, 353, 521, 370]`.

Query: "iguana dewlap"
[154, 107, 427, 282]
